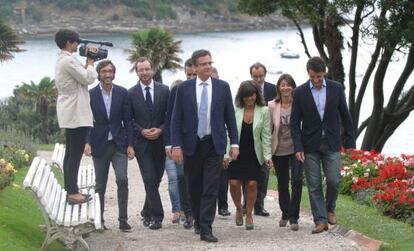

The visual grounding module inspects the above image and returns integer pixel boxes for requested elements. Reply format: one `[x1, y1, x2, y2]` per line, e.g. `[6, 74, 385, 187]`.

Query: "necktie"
[197, 82, 208, 138]
[145, 86, 153, 113]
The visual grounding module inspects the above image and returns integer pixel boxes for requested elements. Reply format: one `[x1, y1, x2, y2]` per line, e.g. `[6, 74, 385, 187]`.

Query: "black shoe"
[218, 209, 231, 216]
[142, 218, 151, 227]
[200, 233, 218, 243]
[194, 225, 201, 235]
[183, 215, 194, 229]
[119, 221, 132, 232]
[254, 209, 270, 217]
[149, 221, 162, 230]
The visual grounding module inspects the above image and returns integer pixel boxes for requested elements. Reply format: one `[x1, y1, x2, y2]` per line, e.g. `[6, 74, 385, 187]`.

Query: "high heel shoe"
[245, 223, 254, 230]
[235, 217, 243, 226]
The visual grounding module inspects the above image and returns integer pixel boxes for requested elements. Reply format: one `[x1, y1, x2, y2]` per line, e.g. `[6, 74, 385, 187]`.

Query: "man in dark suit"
[290, 56, 355, 234]
[171, 49, 239, 242]
[249, 62, 276, 216]
[84, 60, 135, 231]
[128, 57, 170, 230]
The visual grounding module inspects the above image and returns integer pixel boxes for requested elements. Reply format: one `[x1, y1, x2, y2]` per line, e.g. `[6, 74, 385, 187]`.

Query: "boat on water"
[280, 50, 300, 59]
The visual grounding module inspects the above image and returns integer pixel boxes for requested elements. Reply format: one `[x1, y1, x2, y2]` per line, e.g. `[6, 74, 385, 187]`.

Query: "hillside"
[1, 0, 291, 36]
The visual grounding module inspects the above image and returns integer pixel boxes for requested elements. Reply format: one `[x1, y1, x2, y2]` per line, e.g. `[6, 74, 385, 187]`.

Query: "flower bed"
[0, 148, 32, 190]
[0, 129, 36, 190]
[340, 148, 414, 225]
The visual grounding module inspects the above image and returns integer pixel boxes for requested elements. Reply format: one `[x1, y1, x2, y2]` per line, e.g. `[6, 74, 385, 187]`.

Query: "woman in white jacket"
[54, 29, 97, 204]
[268, 74, 302, 231]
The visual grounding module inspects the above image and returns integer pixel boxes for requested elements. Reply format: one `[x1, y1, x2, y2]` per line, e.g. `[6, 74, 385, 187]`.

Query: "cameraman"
[54, 29, 97, 204]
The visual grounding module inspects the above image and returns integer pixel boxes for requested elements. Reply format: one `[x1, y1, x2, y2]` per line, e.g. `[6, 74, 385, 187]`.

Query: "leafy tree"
[0, 19, 24, 62]
[14, 77, 57, 144]
[126, 27, 182, 83]
[239, 0, 414, 152]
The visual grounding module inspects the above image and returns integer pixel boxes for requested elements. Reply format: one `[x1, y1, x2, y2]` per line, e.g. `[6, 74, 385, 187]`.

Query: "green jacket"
[227, 105, 272, 165]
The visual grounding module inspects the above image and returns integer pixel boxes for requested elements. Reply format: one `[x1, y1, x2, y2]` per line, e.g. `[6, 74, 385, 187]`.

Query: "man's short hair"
[96, 60, 116, 81]
[191, 49, 211, 66]
[184, 58, 195, 68]
[306, 56, 326, 73]
[54, 29, 79, 49]
[134, 57, 153, 72]
[249, 62, 267, 75]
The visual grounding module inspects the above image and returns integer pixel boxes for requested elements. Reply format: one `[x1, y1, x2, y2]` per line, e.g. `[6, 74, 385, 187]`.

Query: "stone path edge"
[266, 190, 383, 251]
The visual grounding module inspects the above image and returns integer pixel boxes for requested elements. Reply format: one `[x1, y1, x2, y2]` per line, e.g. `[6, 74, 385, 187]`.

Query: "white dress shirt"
[140, 80, 154, 102]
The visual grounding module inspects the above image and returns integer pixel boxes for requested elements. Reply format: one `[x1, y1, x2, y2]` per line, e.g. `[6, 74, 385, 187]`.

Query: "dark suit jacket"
[128, 81, 170, 158]
[263, 81, 277, 104]
[171, 78, 238, 156]
[163, 85, 178, 147]
[87, 83, 133, 158]
[290, 79, 355, 153]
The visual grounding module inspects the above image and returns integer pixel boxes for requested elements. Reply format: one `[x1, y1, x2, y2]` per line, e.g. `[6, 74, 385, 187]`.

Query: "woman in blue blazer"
[224, 81, 272, 230]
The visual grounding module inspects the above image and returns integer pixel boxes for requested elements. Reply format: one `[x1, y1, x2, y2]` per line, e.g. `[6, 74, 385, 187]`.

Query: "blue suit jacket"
[87, 84, 133, 158]
[171, 78, 238, 156]
[290, 79, 355, 153]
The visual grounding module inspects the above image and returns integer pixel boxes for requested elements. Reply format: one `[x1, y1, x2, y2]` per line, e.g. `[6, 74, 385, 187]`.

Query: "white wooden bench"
[23, 156, 102, 250]
[51, 143, 96, 190]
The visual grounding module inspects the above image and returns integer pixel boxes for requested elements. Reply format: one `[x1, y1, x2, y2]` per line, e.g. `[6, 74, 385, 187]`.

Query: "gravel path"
[38, 151, 360, 251]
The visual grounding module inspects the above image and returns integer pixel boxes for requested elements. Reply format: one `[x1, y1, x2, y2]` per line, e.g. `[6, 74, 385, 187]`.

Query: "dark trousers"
[177, 165, 192, 216]
[136, 142, 165, 222]
[217, 169, 229, 211]
[63, 127, 87, 195]
[184, 137, 223, 235]
[93, 141, 129, 223]
[273, 154, 303, 223]
[255, 164, 269, 212]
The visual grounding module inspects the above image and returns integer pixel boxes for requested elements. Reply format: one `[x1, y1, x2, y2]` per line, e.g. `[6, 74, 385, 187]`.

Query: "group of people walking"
[54, 28, 356, 243]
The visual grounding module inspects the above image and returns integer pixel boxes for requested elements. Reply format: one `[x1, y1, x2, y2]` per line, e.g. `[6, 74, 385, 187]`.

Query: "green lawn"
[37, 144, 55, 151]
[268, 173, 414, 251]
[0, 167, 66, 251]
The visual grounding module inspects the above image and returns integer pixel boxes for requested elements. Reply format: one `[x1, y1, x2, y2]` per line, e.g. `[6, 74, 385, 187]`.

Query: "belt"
[198, 135, 212, 141]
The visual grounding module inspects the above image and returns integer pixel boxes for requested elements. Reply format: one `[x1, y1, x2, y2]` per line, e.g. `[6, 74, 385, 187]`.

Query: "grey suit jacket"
[128, 81, 170, 157]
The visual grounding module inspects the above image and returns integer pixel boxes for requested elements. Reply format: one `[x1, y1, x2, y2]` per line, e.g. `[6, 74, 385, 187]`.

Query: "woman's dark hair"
[275, 74, 296, 103]
[54, 29, 79, 49]
[235, 80, 265, 108]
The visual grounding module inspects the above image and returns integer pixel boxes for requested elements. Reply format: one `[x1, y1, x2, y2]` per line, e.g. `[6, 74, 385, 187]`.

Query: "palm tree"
[0, 20, 24, 62]
[14, 77, 57, 143]
[127, 27, 182, 83]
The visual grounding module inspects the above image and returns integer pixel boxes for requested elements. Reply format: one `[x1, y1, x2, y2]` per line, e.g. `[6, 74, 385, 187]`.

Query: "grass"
[37, 144, 55, 151]
[268, 172, 414, 251]
[0, 166, 66, 251]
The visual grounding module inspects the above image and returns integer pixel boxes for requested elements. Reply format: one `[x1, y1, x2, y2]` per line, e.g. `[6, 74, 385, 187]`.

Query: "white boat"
[280, 50, 300, 59]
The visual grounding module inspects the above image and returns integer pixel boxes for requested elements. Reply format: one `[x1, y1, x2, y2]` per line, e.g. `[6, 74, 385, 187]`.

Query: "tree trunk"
[325, 9, 345, 85]
[153, 71, 163, 83]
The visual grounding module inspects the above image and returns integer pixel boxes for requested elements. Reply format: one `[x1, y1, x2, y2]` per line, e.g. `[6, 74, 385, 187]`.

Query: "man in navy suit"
[171, 49, 239, 242]
[84, 60, 135, 231]
[290, 56, 355, 234]
[128, 57, 170, 230]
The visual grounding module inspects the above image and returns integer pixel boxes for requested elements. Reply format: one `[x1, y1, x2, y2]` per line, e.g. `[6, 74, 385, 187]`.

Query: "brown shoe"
[311, 223, 328, 234]
[328, 212, 337, 225]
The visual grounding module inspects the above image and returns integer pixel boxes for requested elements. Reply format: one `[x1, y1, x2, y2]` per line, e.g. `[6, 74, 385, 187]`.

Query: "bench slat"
[23, 157, 41, 188]
[79, 188, 88, 224]
[46, 177, 58, 215]
[56, 190, 67, 225]
[64, 203, 72, 227]
[32, 160, 47, 193]
[71, 204, 80, 226]
[94, 193, 102, 229]
[42, 169, 54, 205]
[51, 185, 61, 220]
